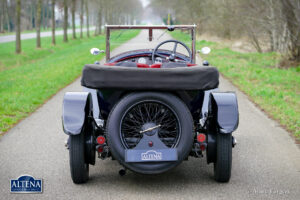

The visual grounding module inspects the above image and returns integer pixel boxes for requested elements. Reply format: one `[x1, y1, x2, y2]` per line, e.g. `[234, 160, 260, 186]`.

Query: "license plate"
[125, 149, 178, 162]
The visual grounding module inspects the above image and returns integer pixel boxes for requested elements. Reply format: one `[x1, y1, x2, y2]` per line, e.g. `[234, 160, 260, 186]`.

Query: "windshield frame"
[105, 25, 197, 63]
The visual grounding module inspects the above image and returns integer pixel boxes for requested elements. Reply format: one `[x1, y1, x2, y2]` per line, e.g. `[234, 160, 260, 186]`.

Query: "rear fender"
[62, 92, 93, 135]
[209, 92, 239, 134]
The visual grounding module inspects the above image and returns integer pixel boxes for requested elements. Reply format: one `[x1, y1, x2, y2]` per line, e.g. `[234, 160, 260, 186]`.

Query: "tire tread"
[69, 133, 89, 184]
[214, 133, 232, 182]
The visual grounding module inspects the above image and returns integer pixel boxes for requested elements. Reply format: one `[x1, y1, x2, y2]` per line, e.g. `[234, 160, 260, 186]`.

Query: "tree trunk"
[268, 30, 274, 52]
[281, 0, 300, 61]
[51, 0, 55, 45]
[32, 2, 36, 29]
[267, 0, 278, 52]
[28, 4, 33, 30]
[0, 0, 3, 32]
[45, 0, 49, 29]
[63, 0, 68, 42]
[104, 2, 108, 25]
[248, 26, 262, 53]
[71, 0, 76, 39]
[85, 0, 89, 37]
[94, 5, 101, 36]
[94, 20, 98, 36]
[98, 3, 102, 35]
[36, 0, 42, 48]
[80, 0, 83, 38]
[15, 0, 21, 54]
[4, 0, 10, 32]
[41, 1, 44, 30]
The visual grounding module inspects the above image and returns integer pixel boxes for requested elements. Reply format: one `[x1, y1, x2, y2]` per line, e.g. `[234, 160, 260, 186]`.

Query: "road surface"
[0, 30, 299, 200]
[0, 27, 96, 43]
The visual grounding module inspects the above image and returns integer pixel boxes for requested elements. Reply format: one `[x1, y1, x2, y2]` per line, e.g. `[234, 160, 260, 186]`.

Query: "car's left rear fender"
[62, 92, 93, 135]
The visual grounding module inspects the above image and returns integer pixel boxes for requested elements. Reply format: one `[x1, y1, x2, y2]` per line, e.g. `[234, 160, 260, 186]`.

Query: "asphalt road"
[0, 30, 299, 200]
[0, 27, 96, 43]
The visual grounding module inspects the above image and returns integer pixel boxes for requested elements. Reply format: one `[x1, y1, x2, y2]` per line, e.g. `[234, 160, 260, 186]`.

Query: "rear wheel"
[69, 132, 89, 184]
[214, 133, 232, 182]
[106, 92, 194, 174]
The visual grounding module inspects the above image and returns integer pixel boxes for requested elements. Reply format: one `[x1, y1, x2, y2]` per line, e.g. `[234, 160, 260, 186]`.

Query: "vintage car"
[62, 25, 239, 184]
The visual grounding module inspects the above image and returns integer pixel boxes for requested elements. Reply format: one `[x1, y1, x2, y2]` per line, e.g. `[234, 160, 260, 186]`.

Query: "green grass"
[172, 31, 300, 139]
[0, 30, 140, 134]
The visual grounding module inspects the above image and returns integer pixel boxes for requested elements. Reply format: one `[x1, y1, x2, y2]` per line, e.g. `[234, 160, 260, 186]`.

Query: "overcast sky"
[140, 0, 150, 8]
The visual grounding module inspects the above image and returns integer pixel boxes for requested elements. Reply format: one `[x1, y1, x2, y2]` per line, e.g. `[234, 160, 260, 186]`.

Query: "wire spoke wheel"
[120, 101, 180, 149]
[107, 92, 194, 174]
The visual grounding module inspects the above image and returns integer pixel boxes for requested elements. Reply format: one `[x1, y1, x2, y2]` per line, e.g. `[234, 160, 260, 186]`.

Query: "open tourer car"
[62, 25, 239, 184]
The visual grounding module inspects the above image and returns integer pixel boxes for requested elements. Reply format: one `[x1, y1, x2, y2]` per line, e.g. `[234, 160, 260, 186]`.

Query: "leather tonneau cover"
[81, 64, 219, 90]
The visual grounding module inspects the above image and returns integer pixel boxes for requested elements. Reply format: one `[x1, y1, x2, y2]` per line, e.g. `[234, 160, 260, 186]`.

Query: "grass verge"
[171, 31, 300, 140]
[0, 30, 140, 135]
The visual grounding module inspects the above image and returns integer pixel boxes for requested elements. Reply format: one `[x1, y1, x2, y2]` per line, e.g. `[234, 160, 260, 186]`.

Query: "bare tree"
[15, 0, 21, 53]
[36, 0, 42, 48]
[71, 0, 76, 39]
[98, 0, 102, 34]
[0, 0, 3, 32]
[51, 0, 56, 45]
[41, 0, 44, 30]
[31, 1, 37, 31]
[94, 0, 102, 36]
[80, 0, 84, 38]
[281, 0, 300, 61]
[85, 0, 89, 37]
[44, 0, 49, 30]
[150, 0, 299, 61]
[4, 0, 10, 32]
[6, 0, 142, 40]
[63, 0, 68, 42]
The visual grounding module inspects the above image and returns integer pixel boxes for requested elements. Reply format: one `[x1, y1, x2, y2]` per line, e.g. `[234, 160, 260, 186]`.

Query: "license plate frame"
[125, 149, 178, 163]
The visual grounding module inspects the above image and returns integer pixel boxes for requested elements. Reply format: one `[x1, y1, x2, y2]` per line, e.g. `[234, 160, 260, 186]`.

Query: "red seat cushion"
[137, 63, 150, 68]
[105, 62, 195, 68]
[150, 63, 162, 68]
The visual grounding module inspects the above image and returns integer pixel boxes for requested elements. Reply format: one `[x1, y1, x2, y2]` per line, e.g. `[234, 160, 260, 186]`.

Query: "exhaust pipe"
[232, 136, 237, 147]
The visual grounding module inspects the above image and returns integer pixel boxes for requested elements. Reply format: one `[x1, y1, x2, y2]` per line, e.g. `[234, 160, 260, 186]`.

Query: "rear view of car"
[62, 25, 239, 184]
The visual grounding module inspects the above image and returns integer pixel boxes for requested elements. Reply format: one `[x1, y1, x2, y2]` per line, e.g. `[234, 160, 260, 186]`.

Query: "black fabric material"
[81, 64, 219, 90]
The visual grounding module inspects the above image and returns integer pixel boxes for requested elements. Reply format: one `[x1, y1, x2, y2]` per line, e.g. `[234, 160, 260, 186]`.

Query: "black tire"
[69, 133, 89, 184]
[214, 133, 232, 182]
[106, 92, 194, 174]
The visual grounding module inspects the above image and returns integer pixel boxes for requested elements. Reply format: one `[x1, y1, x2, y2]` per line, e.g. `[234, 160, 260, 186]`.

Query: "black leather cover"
[81, 64, 219, 91]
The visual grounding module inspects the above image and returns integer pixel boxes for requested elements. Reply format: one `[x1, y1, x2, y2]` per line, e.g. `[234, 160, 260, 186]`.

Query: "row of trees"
[150, 0, 300, 62]
[5, 0, 142, 53]
[1, 0, 55, 33]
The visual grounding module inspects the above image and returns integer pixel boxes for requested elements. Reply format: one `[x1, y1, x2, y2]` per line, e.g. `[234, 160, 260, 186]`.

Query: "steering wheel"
[152, 40, 192, 63]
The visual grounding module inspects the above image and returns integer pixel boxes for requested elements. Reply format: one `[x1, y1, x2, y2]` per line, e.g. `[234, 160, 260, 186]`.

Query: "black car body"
[62, 25, 239, 184]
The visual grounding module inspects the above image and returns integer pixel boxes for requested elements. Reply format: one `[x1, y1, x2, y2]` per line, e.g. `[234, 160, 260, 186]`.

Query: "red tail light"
[97, 146, 104, 153]
[200, 144, 206, 151]
[97, 136, 106, 145]
[197, 133, 206, 143]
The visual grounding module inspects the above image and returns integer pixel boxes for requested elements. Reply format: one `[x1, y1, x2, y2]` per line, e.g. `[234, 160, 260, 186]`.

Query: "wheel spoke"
[155, 52, 168, 58]
[121, 101, 180, 149]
